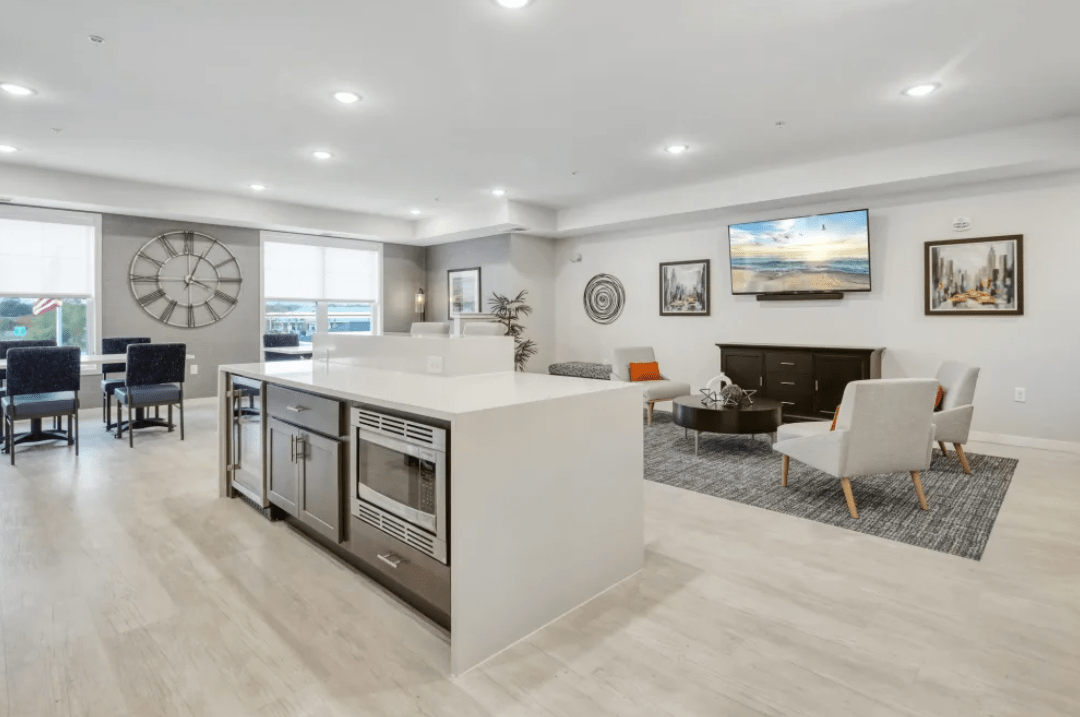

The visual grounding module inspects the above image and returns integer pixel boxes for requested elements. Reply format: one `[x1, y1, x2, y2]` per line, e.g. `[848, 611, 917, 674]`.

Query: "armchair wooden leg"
[840, 478, 859, 519]
[647, 401, 655, 426]
[953, 444, 972, 474]
[781, 455, 789, 487]
[911, 471, 929, 510]
[938, 441, 948, 457]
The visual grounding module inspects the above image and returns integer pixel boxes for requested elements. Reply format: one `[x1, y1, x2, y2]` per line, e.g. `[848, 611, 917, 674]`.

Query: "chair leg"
[781, 455, 789, 487]
[647, 401, 655, 426]
[168, 404, 173, 432]
[911, 470, 929, 510]
[102, 392, 106, 425]
[840, 477, 859, 519]
[938, 441, 948, 457]
[179, 400, 185, 441]
[67, 414, 72, 444]
[954, 444, 972, 474]
[129, 406, 135, 448]
[75, 407, 80, 457]
[116, 402, 123, 439]
[8, 416, 13, 466]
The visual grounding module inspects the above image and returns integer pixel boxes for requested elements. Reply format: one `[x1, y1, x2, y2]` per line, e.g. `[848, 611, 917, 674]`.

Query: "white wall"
[554, 175, 1080, 445]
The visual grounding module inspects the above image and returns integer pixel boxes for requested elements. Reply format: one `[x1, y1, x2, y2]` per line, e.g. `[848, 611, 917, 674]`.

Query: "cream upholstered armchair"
[772, 379, 939, 519]
[933, 361, 980, 474]
[410, 322, 450, 336]
[611, 346, 691, 425]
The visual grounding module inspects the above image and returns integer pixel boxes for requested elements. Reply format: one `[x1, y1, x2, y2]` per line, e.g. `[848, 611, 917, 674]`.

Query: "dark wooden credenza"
[716, 343, 884, 422]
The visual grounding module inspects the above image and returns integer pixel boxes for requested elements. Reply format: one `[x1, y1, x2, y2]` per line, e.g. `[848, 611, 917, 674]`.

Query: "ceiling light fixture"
[0, 145, 18, 153]
[0, 83, 36, 96]
[333, 91, 361, 104]
[491, 188, 507, 196]
[89, 35, 105, 44]
[495, 0, 533, 8]
[410, 209, 422, 216]
[249, 184, 266, 191]
[665, 144, 690, 155]
[903, 82, 941, 97]
[312, 150, 333, 160]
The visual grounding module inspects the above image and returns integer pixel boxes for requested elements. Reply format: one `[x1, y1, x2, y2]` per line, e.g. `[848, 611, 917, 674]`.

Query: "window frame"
[259, 231, 383, 348]
[0, 205, 102, 373]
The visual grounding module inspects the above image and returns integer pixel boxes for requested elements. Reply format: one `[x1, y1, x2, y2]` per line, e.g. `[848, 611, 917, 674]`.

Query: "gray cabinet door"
[267, 417, 299, 516]
[298, 430, 343, 542]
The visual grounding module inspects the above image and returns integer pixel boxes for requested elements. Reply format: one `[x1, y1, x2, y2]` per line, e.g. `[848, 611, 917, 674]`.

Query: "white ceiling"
[3, 0, 1080, 226]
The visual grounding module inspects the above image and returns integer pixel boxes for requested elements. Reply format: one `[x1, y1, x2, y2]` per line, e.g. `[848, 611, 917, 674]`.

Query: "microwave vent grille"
[353, 409, 444, 450]
[354, 500, 443, 561]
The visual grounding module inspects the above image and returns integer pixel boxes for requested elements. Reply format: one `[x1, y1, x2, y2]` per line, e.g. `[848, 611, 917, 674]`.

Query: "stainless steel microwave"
[350, 407, 448, 564]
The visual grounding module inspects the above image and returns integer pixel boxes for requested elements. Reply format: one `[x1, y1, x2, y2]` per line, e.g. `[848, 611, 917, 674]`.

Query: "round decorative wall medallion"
[129, 230, 243, 328]
[583, 274, 626, 324]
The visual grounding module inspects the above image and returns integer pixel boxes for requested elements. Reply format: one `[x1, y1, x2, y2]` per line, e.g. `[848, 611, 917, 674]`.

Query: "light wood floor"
[2, 400, 1078, 717]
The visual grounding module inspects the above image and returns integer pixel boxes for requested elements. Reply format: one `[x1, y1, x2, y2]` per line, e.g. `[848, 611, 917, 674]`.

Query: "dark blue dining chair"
[0, 339, 58, 444]
[114, 343, 186, 447]
[100, 336, 151, 430]
[2, 346, 81, 465]
[263, 332, 301, 361]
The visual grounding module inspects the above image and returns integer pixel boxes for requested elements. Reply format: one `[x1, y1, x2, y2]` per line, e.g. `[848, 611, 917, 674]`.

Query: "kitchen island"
[218, 351, 644, 676]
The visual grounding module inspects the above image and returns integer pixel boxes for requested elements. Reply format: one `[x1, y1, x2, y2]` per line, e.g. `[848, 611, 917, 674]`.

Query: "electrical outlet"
[427, 356, 444, 374]
[1014, 387, 1026, 403]
[190, 364, 199, 376]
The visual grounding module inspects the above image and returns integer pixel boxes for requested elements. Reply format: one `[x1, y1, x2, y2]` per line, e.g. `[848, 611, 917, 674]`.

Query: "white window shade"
[0, 219, 95, 296]
[264, 240, 380, 301]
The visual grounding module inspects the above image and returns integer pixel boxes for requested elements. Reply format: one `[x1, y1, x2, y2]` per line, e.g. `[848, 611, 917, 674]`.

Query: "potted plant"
[488, 290, 538, 372]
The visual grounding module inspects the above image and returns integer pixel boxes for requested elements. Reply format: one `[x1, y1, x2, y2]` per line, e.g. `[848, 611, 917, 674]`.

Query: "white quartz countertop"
[220, 361, 642, 419]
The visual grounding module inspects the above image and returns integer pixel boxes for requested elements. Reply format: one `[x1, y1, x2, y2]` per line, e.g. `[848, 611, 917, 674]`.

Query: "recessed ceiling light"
[249, 184, 266, 191]
[495, 0, 533, 8]
[0, 145, 18, 153]
[0, 83, 36, 97]
[333, 91, 361, 104]
[89, 35, 105, 44]
[312, 150, 333, 160]
[410, 209, 422, 216]
[491, 188, 507, 196]
[665, 144, 690, 155]
[903, 82, 941, 97]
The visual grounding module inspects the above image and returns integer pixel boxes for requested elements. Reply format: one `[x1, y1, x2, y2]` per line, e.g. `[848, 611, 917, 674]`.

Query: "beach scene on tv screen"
[729, 210, 870, 293]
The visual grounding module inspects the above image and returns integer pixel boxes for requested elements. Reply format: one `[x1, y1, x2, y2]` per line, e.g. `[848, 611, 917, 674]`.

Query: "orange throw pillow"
[934, 385, 946, 411]
[629, 361, 663, 382]
[830, 406, 841, 431]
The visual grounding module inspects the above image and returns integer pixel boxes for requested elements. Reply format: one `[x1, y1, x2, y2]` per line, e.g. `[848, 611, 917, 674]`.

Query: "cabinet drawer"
[346, 516, 451, 621]
[765, 352, 813, 376]
[774, 395, 814, 419]
[266, 384, 343, 437]
[766, 375, 813, 397]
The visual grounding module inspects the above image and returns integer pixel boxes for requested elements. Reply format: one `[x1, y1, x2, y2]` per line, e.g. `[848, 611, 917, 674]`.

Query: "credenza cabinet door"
[267, 417, 300, 516]
[298, 430, 343, 543]
[722, 351, 765, 392]
[813, 354, 869, 418]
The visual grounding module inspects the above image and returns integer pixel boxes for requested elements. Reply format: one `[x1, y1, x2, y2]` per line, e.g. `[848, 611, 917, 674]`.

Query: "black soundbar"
[755, 293, 844, 301]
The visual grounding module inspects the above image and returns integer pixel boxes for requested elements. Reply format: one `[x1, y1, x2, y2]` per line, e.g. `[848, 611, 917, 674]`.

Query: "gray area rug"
[644, 411, 1017, 560]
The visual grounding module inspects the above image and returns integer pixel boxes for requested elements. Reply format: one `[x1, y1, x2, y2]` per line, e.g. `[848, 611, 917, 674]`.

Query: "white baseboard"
[968, 431, 1080, 455]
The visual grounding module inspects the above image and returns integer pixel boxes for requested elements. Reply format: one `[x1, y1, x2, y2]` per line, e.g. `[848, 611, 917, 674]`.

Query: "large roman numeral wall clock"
[129, 230, 243, 328]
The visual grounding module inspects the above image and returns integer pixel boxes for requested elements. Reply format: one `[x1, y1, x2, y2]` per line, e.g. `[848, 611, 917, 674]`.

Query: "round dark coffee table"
[671, 395, 784, 456]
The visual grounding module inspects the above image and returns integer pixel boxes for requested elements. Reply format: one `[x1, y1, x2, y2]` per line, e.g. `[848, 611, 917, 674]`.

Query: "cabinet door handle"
[290, 434, 296, 462]
[295, 436, 306, 461]
[780, 401, 796, 405]
[377, 553, 403, 569]
[781, 381, 795, 386]
[816, 380, 820, 391]
[781, 362, 795, 366]
[286, 405, 309, 413]
[759, 376, 763, 386]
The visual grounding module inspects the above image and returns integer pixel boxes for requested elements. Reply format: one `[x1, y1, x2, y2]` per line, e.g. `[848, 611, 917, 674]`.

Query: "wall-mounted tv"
[728, 209, 871, 295]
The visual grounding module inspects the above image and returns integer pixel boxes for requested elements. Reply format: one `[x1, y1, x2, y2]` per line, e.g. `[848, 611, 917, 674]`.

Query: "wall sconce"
[414, 287, 426, 318]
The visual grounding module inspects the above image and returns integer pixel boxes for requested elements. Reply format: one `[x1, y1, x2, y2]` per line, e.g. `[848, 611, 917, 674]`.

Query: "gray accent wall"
[382, 243, 427, 333]
[425, 233, 556, 372]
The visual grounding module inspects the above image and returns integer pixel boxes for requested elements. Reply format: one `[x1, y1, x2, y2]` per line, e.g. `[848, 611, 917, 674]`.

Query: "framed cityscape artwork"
[924, 235, 1023, 316]
[447, 267, 482, 318]
[660, 259, 710, 316]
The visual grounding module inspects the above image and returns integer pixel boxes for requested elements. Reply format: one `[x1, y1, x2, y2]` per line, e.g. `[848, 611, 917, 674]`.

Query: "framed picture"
[660, 259, 710, 316]
[925, 235, 1023, 316]
[447, 267, 482, 318]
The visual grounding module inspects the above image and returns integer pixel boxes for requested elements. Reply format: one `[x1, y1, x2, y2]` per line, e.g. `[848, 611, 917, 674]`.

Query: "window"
[261, 232, 381, 341]
[0, 207, 100, 356]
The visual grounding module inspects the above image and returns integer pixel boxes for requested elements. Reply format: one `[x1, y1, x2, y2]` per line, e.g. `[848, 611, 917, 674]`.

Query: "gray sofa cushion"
[548, 362, 612, 380]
